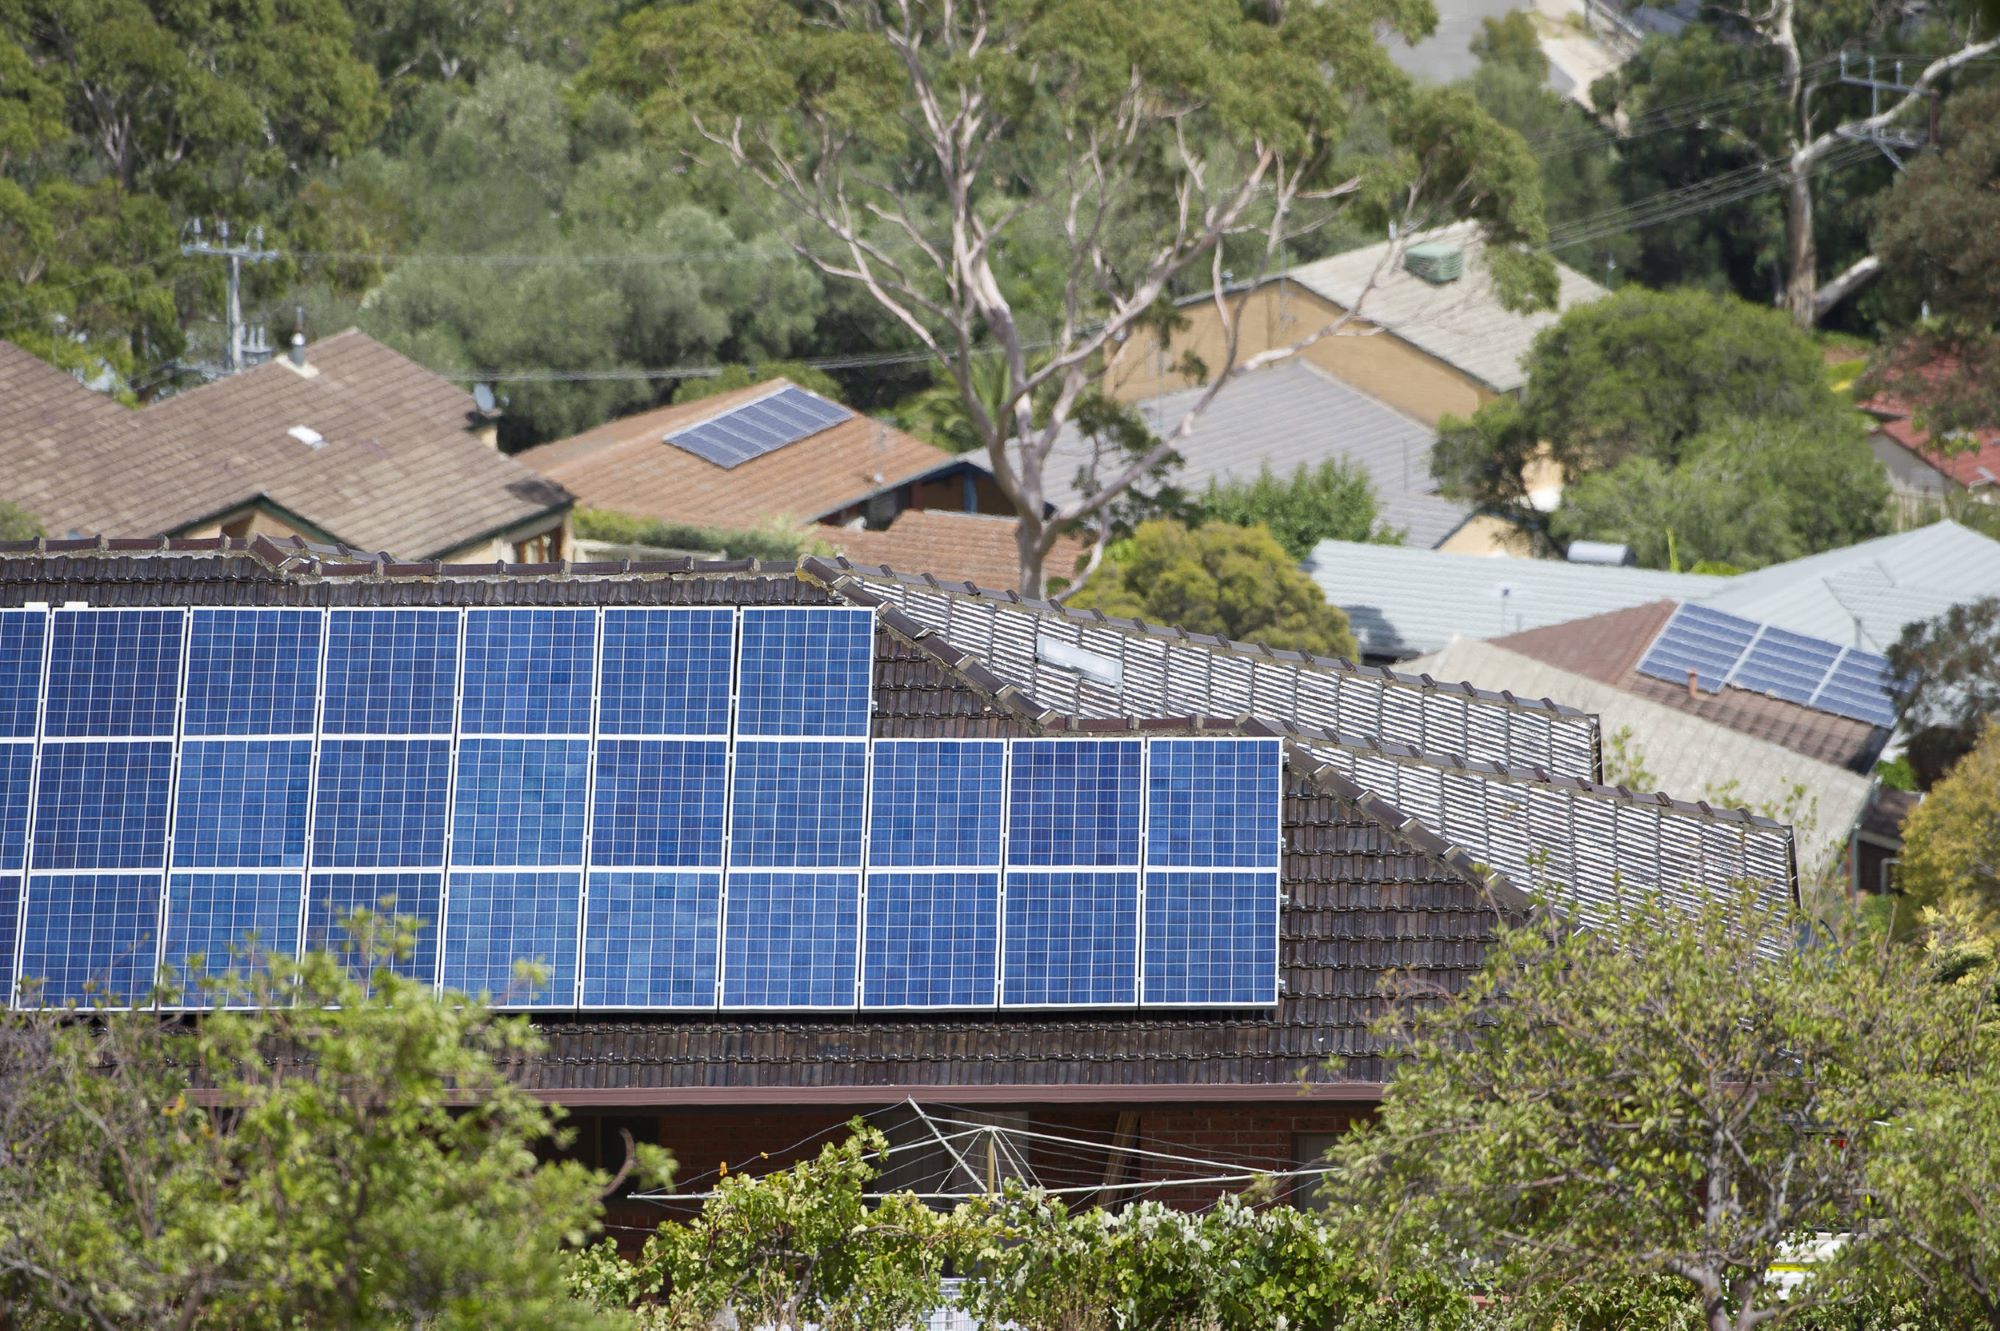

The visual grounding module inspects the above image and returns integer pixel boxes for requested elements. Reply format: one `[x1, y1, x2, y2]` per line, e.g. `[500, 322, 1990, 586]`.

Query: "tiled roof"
[520, 379, 964, 530]
[1022, 359, 1474, 549]
[1869, 415, 2000, 490]
[0, 536, 1798, 1095]
[825, 510, 1091, 594]
[1302, 539, 1724, 658]
[1410, 637, 1873, 877]
[1491, 601, 1887, 773]
[1285, 222, 1610, 393]
[0, 334, 570, 558]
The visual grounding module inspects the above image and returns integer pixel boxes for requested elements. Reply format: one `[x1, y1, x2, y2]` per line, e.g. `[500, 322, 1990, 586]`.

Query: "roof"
[1410, 637, 1874, 878]
[1285, 222, 1611, 393]
[0, 334, 570, 558]
[1694, 521, 2000, 652]
[521, 379, 964, 531]
[1868, 415, 2000, 490]
[1301, 539, 1724, 658]
[825, 509, 1091, 593]
[1494, 601, 1888, 772]
[1029, 359, 1474, 549]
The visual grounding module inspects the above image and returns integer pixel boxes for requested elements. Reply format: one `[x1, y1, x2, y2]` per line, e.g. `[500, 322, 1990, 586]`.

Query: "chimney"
[288, 332, 305, 367]
[1686, 668, 1699, 699]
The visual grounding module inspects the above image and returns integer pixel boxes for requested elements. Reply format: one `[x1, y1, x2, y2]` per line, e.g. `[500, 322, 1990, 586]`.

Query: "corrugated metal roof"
[1302, 540, 1724, 658]
[1026, 359, 1474, 549]
[1285, 222, 1610, 393]
[1410, 638, 1872, 881]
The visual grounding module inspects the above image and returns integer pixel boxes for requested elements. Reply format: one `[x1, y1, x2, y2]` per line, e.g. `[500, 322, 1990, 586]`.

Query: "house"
[825, 508, 1091, 593]
[521, 378, 1000, 537]
[1302, 538, 1725, 660]
[1012, 359, 1517, 554]
[0, 334, 572, 561]
[1860, 380, 2000, 518]
[1103, 222, 1610, 429]
[0, 535, 1796, 1214]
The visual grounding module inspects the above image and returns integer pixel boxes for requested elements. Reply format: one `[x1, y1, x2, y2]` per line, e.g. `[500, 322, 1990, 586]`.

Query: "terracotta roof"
[1495, 600, 1887, 773]
[1864, 405, 2000, 490]
[0, 333, 571, 557]
[521, 379, 963, 530]
[825, 510, 1090, 593]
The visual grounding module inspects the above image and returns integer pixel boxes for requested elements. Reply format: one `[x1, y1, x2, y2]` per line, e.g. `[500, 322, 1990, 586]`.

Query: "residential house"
[521, 378, 1000, 539]
[0, 333, 572, 561]
[826, 508, 1091, 593]
[1861, 379, 2000, 520]
[0, 536, 1796, 1217]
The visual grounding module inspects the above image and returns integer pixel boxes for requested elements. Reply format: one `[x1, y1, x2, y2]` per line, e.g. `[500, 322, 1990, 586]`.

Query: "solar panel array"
[663, 386, 854, 469]
[1637, 603, 1899, 729]
[0, 605, 1281, 1011]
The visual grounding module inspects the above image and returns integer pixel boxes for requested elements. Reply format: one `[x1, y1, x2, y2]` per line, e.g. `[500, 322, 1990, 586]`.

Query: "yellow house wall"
[1103, 280, 1496, 427]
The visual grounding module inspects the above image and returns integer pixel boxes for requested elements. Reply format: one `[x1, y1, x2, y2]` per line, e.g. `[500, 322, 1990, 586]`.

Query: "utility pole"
[1834, 53, 1934, 169]
[181, 220, 279, 374]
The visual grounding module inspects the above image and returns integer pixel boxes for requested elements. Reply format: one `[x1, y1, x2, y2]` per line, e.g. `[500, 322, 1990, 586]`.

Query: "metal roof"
[1284, 223, 1611, 394]
[1302, 540, 1725, 658]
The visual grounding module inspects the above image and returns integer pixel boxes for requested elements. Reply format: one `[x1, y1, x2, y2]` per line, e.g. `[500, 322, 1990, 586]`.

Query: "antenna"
[472, 383, 498, 415]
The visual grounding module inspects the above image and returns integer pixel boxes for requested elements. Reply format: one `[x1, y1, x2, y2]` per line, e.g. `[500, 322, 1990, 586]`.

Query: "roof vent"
[1566, 540, 1634, 566]
[1404, 242, 1465, 284]
[288, 425, 326, 450]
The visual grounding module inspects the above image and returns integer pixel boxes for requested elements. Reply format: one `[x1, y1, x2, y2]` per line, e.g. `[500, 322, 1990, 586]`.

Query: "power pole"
[1834, 53, 1934, 169]
[181, 220, 279, 374]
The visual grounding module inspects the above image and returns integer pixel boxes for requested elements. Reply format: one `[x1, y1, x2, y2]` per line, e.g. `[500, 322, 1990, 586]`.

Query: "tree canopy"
[1068, 520, 1358, 660]
[1895, 720, 2000, 935]
[1189, 461, 1393, 560]
[1889, 594, 2000, 786]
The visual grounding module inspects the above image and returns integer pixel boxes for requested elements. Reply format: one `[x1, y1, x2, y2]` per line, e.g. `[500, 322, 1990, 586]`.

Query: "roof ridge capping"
[800, 555, 1594, 721]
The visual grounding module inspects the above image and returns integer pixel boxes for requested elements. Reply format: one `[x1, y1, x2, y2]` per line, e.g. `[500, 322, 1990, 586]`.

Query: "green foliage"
[0, 500, 42, 540]
[1895, 720, 2000, 935]
[1330, 884, 1992, 1331]
[1070, 520, 1359, 660]
[572, 509, 822, 562]
[1888, 594, 2000, 787]
[671, 363, 844, 406]
[1469, 11, 1547, 80]
[1189, 460, 1394, 560]
[0, 914, 650, 1329]
[1547, 416, 1890, 570]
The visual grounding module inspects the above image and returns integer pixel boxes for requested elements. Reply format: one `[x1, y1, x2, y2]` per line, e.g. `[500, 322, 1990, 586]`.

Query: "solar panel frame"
[1635, 603, 1760, 694]
[41, 608, 185, 739]
[162, 870, 304, 995]
[18, 871, 165, 1006]
[440, 869, 582, 1007]
[663, 386, 854, 470]
[579, 870, 722, 1008]
[182, 608, 322, 737]
[458, 609, 596, 736]
[1637, 602, 1901, 728]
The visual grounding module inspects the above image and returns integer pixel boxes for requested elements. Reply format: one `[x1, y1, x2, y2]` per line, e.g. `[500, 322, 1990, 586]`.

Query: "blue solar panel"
[459, 610, 595, 735]
[0, 876, 16, 1003]
[1146, 739, 1281, 869]
[729, 741, 867, 868]
[664, 386, 854, 469]
[43, 610, 183, 737]
[720, 871, 859, 1008]
[162, 871, 303, 992]
[440, 870, 580, 1006]
[183, 609, 321, 736]
[171, 740, 311, 869]
[590, 740, 726, 866]
[0, 610, 47, 738]
[869, 740, 1005, 867]
[0, 744, 30, 870]
[32, 742, 174, 869]
[1815, 650, 1900, 728]
[321, 610, 459, 734]
[1731, 626, 1841, 705]
[580, 871, 720, 1007]
[735, 609, 872, 738]
[450, 739, 589, 866]
[862, 871, 998, 1008]
[1636, 603, 1759, 693]
[1002, 870, 1138, 1007]
[311, 740, 451, 867]
[1143, 871, 1277, 1005]
[303, 871, 442, 983]
[598, 609, 734, 736]
[1007, 740, 1142, 866]
[18, 872, 162, 1005]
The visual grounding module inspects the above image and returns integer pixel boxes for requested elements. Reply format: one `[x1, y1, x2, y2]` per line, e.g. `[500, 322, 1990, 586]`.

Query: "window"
[513, 529, 563, 563]
[1293, 1132, 1343, 1211]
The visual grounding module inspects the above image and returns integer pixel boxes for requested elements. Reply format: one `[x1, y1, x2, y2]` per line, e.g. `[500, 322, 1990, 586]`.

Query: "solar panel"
[172, 740, 311, 868]
[312, 740, 452, 868]
[1731, 626, 1841, 706]
[0, 876, 16, 1005]
[598, 609, 733, 736]
[440, 870, 581, 1006]
[1813, 649, 1900, 728]
[0, 744, 30, 871]
[19, 873, 161, 1005]
[303, 871, 443, 983]
[1636, 602, 1901, 728]
[162, 871, 303, 989]
[43, 609, 183, 738]
[449, 739, 589, 867]
[735, 608, 873, 738]
[0, 610, 47, 739]
[580, 871, 721, 1008]
[720, 871, 860, 1008]
[590, 740, 727, 866]
[1636, 603, 1759, 693]
[33, 742, 174, 869]
[1006, 740, 1142, 866]
[183, 609, 321, 736]
[1145, 739, 1281, 869]
[322, 610, 459, 735]
[1002, 870, 1139, 1007]
[664, 386, 854, 469]
[460, 610, 595, 735]
[729, 741, 867, 869]
[1143, 871, 1278, 1005]
[867, 740, 1005, 868]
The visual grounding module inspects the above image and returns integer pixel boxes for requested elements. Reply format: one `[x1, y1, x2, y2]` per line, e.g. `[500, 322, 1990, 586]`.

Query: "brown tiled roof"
[826, 510, 1090, 593]
[1495, 601, 1886, 773]
[520, 379, 962, 530]
[0, 333, 571, 557]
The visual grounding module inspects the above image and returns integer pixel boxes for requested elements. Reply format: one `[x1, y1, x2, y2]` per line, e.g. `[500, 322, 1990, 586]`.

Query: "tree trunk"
[1782, 164, 1819, 328]
[1015, 508, 1047, 599]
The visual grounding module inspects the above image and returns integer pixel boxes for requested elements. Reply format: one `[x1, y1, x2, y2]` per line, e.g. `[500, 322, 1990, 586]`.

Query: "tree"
[1894, 720, 2000, 934]
[588, 0, 1554, 596]
[1547, 416, 1889, 570]
[1433, 287, 1858, 534]
[1068, 520, 1358, 659]
[0, 499, 41, 540]
[1865, 84, 2000, 432]
[0, 917, 648, 1329]
[1469, 11, 1546, 80]
[1887, 595, 2000, 786]
[1190, 460, 1392, 559]
[1330, 886, 1975, 1331]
